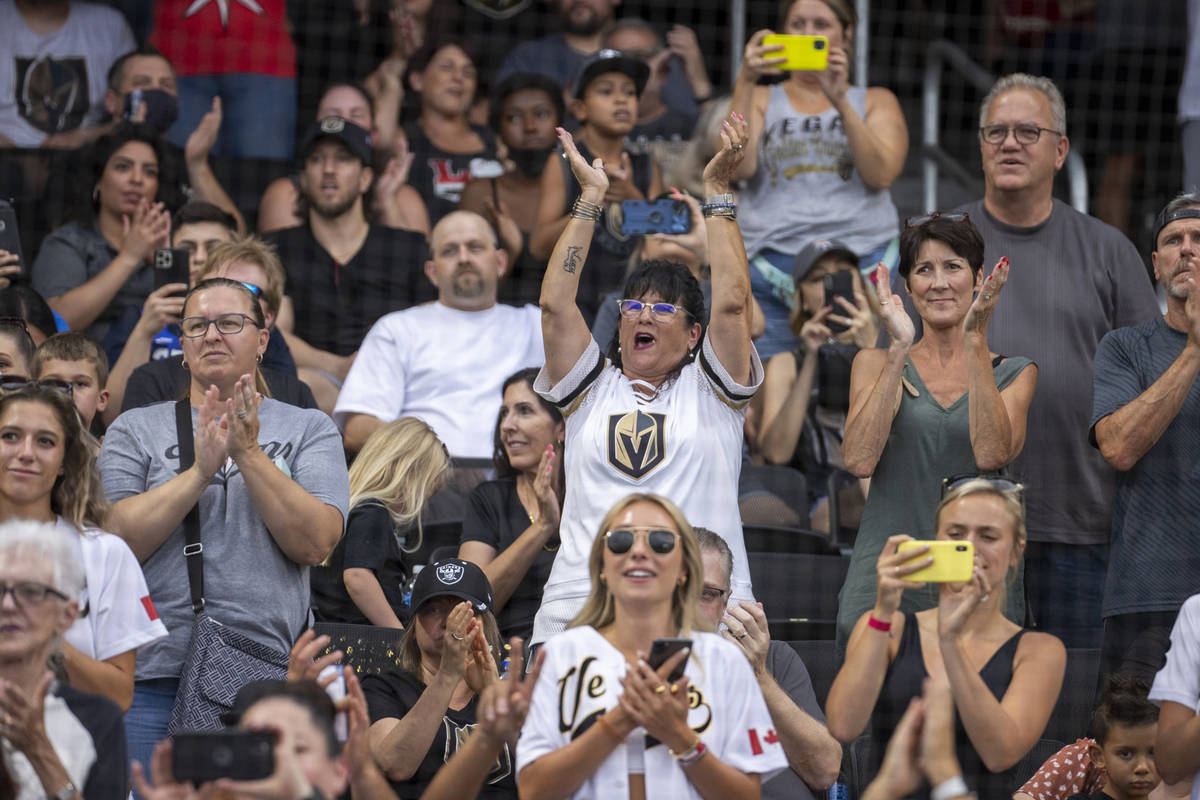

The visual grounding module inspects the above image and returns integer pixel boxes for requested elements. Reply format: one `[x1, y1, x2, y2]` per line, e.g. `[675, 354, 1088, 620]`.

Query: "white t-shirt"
[0, 1, 136, 146]
[518, 627, 787, 799]
[531, 336, 762, 643]
[333, 301, 544, 458]
[61, 517, 168, 661]
[1149, 593, 1200, 800]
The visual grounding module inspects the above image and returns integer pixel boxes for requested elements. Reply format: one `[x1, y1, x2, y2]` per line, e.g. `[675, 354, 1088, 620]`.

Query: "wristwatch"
[50, 782, 77, 800]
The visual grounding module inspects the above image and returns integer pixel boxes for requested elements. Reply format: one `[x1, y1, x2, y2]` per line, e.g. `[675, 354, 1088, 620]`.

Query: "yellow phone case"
[761, 34, 829, 71]
[896, 540, 974, 583]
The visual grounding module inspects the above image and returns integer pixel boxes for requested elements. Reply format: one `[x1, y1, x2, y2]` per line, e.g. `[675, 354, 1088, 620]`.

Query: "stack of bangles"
[669, 734, 708, 767]
[701, 194, 737, 220]
[570, 198, 604, 221]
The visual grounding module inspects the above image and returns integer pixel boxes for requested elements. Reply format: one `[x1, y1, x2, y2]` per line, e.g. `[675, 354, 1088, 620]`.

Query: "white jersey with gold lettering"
[532, 335, 763, 644]
[517, 626, 787, 798]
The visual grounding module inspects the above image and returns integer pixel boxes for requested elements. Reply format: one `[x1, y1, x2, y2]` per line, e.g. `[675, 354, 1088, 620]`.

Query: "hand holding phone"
[823, 271, 856, 334]
[897, 540, 974, 583]
[171, 730, 274, 783]
[647, 637, 693, 683]
[760, 34, 829, 71]
[154, 247, 191, 294]
[0, 200, 24, 287]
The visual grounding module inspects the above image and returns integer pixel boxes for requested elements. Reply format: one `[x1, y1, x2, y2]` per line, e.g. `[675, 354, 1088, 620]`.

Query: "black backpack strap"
[175, 399, 205, 614]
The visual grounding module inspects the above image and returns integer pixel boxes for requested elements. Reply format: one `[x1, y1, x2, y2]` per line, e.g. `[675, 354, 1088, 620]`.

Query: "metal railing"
[922, 39, 1088, 214]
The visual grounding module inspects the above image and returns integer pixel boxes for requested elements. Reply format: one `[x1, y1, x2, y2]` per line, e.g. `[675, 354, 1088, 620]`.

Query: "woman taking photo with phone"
[517, 493, 786, 800]
[731, 0, 907, 361]
[826, 479, 1065, 798]
[835, 213, 1036, 645]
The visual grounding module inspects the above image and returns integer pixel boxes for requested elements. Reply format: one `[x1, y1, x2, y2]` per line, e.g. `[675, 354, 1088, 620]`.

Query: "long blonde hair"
[348, 418, 450, 553]
[569, 493, 704, 635]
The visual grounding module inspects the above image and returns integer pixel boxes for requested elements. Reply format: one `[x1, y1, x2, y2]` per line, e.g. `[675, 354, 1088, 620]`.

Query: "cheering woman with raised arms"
[530, 113, 762, 646]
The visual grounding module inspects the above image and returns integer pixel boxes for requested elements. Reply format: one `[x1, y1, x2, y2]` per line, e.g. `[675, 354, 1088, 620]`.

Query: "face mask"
[508, 146, 555, 179]
[123, 89, 179, 134]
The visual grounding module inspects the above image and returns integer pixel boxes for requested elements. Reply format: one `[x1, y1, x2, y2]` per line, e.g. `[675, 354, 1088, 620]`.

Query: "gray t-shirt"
[98, 398, 350, 680]
[762, 640, 825, 800]
[1090, 318, 1200, 617]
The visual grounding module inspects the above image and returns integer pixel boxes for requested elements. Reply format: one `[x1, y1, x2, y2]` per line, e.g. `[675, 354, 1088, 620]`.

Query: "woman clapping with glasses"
[518, 493, 786, 800]
[836, 214, 1037, 645]
[98, 278, 349, 776]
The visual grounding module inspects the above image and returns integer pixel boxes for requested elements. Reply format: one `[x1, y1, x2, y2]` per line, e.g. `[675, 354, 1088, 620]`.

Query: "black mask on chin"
[508, 146, 555, 179]
[122, 89, 179, 134]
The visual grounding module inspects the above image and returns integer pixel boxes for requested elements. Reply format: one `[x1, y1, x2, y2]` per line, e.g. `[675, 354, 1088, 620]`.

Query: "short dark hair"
[106, 44, 173, 93]
[489, 73, 565, 134]
[898, 214, 985, 282]
[608, 260, 706, 370]
[406, 37, 481, 84]
[227, 679, 339, 756]
[172, 200, 237, 235]
[492, 368, 564, 477]
[33, 332, 109, 387]
[1091, 674, 1159, 745]
[0, 287, 56, 345]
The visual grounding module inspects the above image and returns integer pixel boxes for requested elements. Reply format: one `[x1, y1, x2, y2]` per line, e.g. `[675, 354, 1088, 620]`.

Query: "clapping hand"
[963, 257, 1010, 338]
[121, 199, 171, 264]
[875, 262, 916, 348]
[557, 127, 608, 203]
[617, 648, 694, 751]
[225, 373, 263, 461]
[702, 112, 750, 193]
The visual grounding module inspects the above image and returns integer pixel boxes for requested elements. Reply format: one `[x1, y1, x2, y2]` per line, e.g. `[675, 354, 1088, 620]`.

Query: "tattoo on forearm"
[563, 245, 582, 274]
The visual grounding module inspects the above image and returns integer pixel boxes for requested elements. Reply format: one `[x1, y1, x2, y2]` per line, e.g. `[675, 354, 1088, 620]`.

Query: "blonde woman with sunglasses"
[518, 493, 786, 800]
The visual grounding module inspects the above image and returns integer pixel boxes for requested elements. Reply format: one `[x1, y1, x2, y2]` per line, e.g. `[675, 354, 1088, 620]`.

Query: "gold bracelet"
[596, 713, 625, 744]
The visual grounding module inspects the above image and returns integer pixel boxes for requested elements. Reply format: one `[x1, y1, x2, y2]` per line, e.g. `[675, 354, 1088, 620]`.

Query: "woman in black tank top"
[826, 478, 1066, 798]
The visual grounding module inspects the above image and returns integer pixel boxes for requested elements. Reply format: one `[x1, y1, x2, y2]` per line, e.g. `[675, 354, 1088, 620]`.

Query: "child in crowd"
[1016, 675, 1162, 800]
[32, 332, 110, 430]
[530, 48, 663, 324]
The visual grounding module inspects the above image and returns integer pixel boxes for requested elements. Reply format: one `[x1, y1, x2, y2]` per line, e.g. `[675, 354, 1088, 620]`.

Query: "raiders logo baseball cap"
[299, 116, 373, 165]
[409, 558, 494, 614]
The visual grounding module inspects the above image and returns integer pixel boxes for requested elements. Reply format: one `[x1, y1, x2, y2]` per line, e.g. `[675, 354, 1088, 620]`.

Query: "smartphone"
[154, 247, 191, 293]
[896, 540, 974, 583]
[319, 663, 349, 743]
[761, 34, 829, 71]
[823, 271, 856, 334]
[648, 637, 692, 683]
[171, 730, 274, 783]
[617, 199, 691, 237]
[0, 200, 24, 271]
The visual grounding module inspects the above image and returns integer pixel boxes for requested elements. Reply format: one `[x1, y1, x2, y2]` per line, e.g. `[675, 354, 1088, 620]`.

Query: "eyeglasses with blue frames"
[0, 580, 69, 607]
[905, 212, 970, 229]
[0, 376, 74, 395]
[180, 313, 261, 339]
[978, 123, 1062, 146]
[617, 299, 686, 323]
[604, 527, 679, 555]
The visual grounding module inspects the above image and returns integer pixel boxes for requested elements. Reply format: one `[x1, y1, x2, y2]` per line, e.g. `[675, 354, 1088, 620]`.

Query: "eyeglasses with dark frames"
[0, 376, 74, 396]
[0, 580, 69, 606]
[604, 527, 678, 555]
[904, 212, 970, 229]
[940, 473, 1025, 498]
[978, 123, 1063, 146]
[700, 586, 728, 604]
[179, 313, 261, 339]
[617, 299, 686, 323]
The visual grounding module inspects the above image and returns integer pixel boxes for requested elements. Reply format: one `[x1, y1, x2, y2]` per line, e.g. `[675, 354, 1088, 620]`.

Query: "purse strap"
[175, 398, 205, 614]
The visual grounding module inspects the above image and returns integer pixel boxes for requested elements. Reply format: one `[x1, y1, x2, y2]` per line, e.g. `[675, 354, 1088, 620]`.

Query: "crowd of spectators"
[2, 0, 1200, 799]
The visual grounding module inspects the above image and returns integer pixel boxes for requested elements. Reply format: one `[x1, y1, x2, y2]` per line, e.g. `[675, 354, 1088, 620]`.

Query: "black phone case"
[648, 637, 692, 683]
[823, 272, 855, 334]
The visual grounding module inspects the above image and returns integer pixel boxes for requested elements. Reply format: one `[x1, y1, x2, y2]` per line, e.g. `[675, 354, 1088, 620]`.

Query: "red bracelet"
[868, 615, 892, 632]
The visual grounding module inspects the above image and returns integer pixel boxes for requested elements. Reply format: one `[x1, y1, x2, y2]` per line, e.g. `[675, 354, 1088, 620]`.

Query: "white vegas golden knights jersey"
[531, 336, 764, 644]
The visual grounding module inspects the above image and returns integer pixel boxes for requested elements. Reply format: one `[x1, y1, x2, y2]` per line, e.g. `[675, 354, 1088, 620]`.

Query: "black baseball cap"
[1152, 202, 1200, 250]
[299, 117, 372, 165]
[570, 49, 650, 99]
[793, 238, 859, 283]
[409, 558, 494, 614]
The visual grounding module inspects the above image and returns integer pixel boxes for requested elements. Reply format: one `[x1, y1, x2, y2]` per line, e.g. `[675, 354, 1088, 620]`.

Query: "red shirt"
[150, 0, 295, 78]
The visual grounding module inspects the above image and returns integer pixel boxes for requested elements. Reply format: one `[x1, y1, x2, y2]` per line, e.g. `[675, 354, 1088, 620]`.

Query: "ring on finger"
[654, 684, 667, 694]
[236, 410, 248, 419]
[450, 632, 465, 641]
[670, 684, 679, 694]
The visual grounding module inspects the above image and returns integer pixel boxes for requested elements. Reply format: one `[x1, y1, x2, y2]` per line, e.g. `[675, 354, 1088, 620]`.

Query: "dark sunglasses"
[904, 212, 970, 229]
[940, 473, 1024, 498]
[604, 527, 678, 555]
[0, 376, 73, 395]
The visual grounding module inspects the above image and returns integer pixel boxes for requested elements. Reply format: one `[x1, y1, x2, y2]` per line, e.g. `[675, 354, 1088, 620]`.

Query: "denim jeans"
[1024, 541, 1108, 649]
[126, 677, 179, 799]
[166, 74, 296, 159]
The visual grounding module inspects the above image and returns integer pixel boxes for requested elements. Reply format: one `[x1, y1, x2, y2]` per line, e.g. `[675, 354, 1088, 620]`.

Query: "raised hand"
[702, 112, 750, 191]
[603, 152, 644, 204]
[0, 249, 21, 289]
[194, 384, 231, 480]
[875, 262, 916, 348]
[463, 621, 500, 694]
[532, 444, 561, 533]
[225, 373, 263, 461]
[874, 534, 931, 617]
[722, 600, 771, 676]
[121, 200, 171, 264]
[618, 649, 694, 751]
[817, 46, 851, 104]
[286, 629, 344, 685]
[963, 257, 1010, 338]
[738, 30, 787, 83]
[665, 25, 710, 93]
[477, 638, 545, 742]
[437, 601, 476, 682]
[137, 283, 187, 333]
[800, 305, 836, 352]
[828, 280, 880, 349]
[185, 96, 222, 166]
[646, 189, 709, 265]
[483, 197, 523, 258]
[557, 127, 608, 202]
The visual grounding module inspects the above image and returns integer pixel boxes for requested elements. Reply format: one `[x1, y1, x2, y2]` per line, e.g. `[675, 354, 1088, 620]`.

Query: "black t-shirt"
[43, 684, 127, 800]
[361, 669, 516, 800]
[404, 121, 499, 227]
[459, 477, 555, 643]
[121, 356, 317, 414]
[266, 224, 435, 357]
[311, 500, 411, 625]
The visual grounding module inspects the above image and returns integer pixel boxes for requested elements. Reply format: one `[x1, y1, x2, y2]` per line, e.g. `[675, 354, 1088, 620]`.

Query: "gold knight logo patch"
[607, 410, 666, 480]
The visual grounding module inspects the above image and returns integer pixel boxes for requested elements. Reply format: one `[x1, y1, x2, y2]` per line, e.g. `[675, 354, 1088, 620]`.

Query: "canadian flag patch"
[141, 595, 159, 621]
[748, 728, 779, 755]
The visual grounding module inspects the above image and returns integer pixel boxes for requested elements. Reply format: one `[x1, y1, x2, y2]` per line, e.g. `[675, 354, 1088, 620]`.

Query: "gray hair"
[979, 73, 1067, 138]
[0, 519, 84, 597]
[694, 527, 733, 588]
